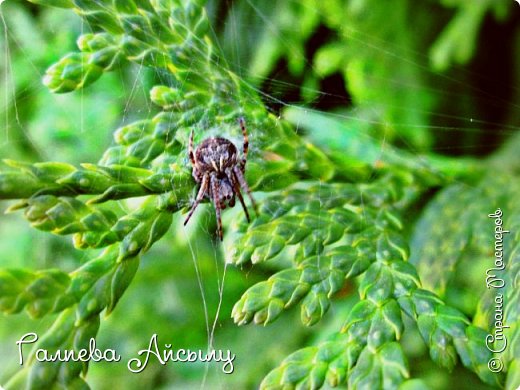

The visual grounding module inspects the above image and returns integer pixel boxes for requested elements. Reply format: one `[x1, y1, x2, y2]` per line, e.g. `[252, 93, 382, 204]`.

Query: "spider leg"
[210, 173, 224, 241]
[184, 173, 209, 226]
[227, 168, 250, 222]
[188, 129, 195, 166]
[233, 166, 258, 215]
[238, 117, 248, 171]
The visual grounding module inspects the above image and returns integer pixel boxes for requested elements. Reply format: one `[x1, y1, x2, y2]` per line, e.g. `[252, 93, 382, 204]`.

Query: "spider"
[183, 117, 257, 240]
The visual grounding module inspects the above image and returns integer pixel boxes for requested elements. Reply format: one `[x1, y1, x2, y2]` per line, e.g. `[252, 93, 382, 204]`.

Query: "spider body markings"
[184, 118, 257, 240]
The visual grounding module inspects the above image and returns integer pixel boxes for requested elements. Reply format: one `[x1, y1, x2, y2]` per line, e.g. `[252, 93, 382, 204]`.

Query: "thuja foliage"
[0, 0, 518, 389]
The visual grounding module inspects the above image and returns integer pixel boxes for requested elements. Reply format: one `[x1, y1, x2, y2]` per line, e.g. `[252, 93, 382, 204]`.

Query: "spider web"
[0, 0, 518, 389]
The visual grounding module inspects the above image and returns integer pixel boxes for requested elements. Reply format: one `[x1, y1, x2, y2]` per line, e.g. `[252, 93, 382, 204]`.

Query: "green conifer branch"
[3, 243, 140, 388]
[0, 159, 191, 201]
[0, 243, 142, 317]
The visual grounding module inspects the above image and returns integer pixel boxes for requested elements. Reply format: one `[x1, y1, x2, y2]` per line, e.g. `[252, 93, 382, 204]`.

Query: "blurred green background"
[0, 0, 519, 388]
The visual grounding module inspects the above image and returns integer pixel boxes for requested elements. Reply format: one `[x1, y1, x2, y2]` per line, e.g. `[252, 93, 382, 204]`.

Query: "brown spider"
[183, 118, 257, 240]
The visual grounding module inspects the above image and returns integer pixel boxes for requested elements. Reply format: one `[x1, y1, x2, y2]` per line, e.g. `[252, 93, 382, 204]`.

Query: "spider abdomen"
[195, 137, 238, 173]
